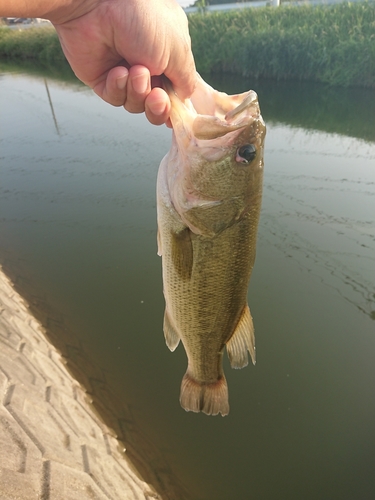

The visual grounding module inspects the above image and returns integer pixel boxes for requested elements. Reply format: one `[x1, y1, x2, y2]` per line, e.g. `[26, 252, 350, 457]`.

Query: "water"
[1, 65, 374, 500]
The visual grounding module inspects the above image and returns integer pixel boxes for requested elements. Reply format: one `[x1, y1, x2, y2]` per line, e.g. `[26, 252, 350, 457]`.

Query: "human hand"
[49, 0, 196, 125]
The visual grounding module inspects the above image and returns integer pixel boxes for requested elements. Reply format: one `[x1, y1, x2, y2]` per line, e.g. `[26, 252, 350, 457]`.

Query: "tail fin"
[180, 372, 229, 416]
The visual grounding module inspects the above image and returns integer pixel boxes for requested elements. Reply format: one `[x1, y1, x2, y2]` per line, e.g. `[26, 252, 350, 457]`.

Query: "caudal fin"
[180, 372, 229, 416]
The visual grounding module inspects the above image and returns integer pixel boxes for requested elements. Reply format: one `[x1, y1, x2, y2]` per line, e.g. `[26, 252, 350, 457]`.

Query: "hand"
[50, 0, 196, 125]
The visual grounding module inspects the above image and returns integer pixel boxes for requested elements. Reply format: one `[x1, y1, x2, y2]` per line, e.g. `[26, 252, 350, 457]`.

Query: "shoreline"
[1, 2, 374, 89]
[0, 265, 159, 499]
[0, 265, 187, 499]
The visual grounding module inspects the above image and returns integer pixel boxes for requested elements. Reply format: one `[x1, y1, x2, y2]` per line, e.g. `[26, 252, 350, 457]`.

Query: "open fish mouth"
[224, 90, 260, 123]
[164, 74, 262, 156]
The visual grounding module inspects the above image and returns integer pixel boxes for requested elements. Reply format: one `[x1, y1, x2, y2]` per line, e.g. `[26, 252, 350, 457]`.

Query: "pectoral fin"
[186, 197, 244, 237]
[163, 309, 180, 352]
[171, 227, 193, 280]
[226, 304, 256, 368]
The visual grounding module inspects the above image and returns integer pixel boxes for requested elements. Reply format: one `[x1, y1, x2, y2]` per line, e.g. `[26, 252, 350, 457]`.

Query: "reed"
[189, 1, 375, 87]
[0, 26, 67, 66]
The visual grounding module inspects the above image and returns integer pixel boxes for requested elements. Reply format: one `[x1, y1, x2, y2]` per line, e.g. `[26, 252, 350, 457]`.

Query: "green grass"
[0, 26, 68, 66]
[189, 1, 375, 87]
[1, 2, 374, 88]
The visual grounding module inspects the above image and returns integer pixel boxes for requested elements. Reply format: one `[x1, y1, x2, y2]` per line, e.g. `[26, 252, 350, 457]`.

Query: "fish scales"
[157, 75, 266, 416]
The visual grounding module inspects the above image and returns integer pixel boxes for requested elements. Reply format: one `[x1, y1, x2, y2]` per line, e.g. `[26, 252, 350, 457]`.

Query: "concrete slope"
[0, 267, 159, 500]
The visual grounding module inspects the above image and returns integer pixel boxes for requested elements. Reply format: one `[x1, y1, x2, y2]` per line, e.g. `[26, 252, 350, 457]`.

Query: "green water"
[1, 65, 374, 500]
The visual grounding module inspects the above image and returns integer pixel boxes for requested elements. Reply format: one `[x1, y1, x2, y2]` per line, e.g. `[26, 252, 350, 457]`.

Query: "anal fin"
[226, 304, 256, 368]
[163, 309, 180, 352]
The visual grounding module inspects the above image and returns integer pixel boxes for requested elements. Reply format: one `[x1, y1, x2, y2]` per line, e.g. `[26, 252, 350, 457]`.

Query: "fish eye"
[236, 144, 256, 164]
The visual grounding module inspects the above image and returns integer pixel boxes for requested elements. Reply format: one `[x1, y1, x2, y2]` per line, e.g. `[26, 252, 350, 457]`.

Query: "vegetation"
[0, 2, 374, 88]
[191, 0, 242, 5]
[189, 1, 375, 87]
[0, 26, 68, 66]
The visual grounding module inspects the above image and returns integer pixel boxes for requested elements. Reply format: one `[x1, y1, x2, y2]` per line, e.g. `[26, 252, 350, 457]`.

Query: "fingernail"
[132, 74, 148, 94]
[151, 100, 167, 116]
[117, 73, 127, 90]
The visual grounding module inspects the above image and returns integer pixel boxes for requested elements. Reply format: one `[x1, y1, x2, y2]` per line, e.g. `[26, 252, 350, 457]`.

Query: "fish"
[157, 74, 266, 416]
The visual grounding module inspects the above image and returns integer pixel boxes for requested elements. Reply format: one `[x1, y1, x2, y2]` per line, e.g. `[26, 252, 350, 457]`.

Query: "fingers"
[124, 65, 151, 113]
[125, 66, 170, 125]
[93, 65, 171, 125]
[93, 66, 129, 106]
[145, 87, 170, 126]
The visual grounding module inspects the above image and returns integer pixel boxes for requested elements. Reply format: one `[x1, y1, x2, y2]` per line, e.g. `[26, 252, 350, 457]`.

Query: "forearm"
[0, 0, 99, 24]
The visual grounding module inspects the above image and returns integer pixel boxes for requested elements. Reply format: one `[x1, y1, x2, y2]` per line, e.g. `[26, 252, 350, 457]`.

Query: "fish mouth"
[165, 74, 262, 150]
[192, 90, 259, 142]
[224, 91, 260, 123]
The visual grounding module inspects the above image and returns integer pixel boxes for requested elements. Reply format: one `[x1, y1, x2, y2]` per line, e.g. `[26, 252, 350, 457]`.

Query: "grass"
[188, 1, 375, 87]
[0, 2, 374, 88]
[0, 26, 68, 66]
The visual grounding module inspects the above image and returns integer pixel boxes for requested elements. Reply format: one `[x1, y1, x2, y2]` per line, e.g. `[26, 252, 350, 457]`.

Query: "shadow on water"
[1, 63, 374, 500]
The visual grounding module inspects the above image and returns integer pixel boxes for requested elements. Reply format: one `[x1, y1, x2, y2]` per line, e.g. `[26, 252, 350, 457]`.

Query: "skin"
[0, 0, 196, 125]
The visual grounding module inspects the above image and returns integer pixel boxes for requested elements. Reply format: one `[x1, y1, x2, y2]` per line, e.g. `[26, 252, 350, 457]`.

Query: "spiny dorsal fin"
[226, 304, 256, 368]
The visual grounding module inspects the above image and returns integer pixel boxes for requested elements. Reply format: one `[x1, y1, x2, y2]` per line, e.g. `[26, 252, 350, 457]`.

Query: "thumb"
[164, 43, 197, 101]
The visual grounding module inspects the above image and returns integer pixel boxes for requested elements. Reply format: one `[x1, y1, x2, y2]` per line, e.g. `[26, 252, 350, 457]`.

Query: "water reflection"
[208, 73, 375, 142]
[1, 67, 374, 500]
[263, 126, 375, 319]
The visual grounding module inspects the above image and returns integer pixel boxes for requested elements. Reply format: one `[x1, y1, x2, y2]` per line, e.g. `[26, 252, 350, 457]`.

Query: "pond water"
[1, 65, 374, 500]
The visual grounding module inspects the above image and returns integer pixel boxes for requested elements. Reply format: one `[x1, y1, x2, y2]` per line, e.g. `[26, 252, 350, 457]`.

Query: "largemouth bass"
[157, 75, 266, 416]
